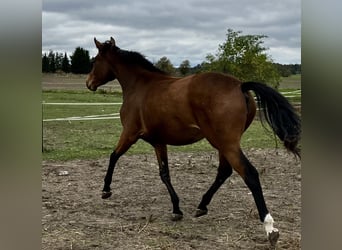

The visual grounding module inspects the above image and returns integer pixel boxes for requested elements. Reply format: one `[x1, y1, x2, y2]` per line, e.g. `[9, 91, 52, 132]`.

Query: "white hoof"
[264, 213, 279, 247]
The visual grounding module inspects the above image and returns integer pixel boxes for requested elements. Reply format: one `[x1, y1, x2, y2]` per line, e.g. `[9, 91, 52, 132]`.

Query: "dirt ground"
[42, 74, 120, 91]
[42, 149, 301, 249]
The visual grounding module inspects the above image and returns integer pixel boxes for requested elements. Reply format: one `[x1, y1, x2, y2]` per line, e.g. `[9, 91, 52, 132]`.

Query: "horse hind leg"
[224, 148, 279, 246]
[154, 144, 183, 221]
[195, 153, 232, 217]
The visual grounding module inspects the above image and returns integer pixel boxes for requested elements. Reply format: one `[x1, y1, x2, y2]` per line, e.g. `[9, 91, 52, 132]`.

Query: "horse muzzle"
[86, 78, 97, 91]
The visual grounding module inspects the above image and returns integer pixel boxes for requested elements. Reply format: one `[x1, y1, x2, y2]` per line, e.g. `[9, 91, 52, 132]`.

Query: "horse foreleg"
[102, 151, 120, 199]
[154, 144, 183, 221]
[102, 133, 137, 199]
[196, 153, 232, 217]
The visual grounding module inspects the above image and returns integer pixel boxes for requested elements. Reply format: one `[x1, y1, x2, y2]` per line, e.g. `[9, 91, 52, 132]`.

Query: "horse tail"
[241, 81, 301, 158]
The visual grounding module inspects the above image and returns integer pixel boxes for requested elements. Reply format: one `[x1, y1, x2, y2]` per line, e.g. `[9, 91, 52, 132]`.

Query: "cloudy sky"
[42, 0, 301, 66]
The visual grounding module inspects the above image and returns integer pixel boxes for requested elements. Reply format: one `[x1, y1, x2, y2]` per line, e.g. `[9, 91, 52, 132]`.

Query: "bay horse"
[86, 37, 300, 246]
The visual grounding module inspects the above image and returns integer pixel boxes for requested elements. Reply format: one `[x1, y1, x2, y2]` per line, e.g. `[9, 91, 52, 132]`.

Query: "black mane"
[117, 49, 167, 75]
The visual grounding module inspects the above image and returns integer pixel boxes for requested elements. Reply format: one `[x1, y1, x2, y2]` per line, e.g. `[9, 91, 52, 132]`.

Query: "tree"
[70, 47, 91, 74]
[42, 53, 49, 72]
[61, 52, 71, 73]
[47, 50, 56, 73]
[179, 60, 191, 76]
[54, 52, 63, 71]
[154, 56, 174, 74]
[273, 63, 301, 77]
[42, 51, 71, 73]
[202, 54, 218, 72]
[204, 29, 280, 88]
[191, 64, 203, 74]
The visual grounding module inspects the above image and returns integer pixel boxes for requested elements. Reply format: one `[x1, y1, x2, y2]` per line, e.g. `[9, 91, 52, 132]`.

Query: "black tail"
[241, 81, 301, 158]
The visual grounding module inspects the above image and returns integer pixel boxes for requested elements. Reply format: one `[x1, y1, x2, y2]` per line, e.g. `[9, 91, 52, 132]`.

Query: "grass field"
[279, 74, 301, 89]
[42, 74, 301, 161]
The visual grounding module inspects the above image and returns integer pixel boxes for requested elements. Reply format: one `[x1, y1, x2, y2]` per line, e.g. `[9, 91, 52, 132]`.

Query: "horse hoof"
[195, 209, 208, 217]
[268, 230, 279, 247]
[101, 191, 112, 199]
[171, 213, 183, 221]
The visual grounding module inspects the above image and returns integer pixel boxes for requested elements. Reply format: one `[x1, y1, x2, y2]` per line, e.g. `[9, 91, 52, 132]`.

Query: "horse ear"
[110, 37, 116, 47]
[94, 38, 103, 50]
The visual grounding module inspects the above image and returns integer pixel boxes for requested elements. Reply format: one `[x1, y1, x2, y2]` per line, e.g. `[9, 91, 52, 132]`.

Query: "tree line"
[42, 29, 301, 87]
[42, 47, 91, 74]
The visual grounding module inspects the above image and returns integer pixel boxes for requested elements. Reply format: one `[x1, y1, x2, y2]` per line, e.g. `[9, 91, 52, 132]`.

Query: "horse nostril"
[86, 77, 93, 88]
[86, 81, 97, 91]
[86, 81, 92, 90]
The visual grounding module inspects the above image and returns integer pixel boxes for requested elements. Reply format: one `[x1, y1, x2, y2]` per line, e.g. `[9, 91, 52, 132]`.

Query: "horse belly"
[143, 123, 204, 146]
[167, 124, 204, 145]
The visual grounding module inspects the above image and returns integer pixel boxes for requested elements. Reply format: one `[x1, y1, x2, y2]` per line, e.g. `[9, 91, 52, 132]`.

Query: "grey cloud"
[42, 0, 301, 65]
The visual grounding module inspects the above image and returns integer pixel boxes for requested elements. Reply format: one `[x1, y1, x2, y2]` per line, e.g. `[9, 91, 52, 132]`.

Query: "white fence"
[42, 102, 122, 122]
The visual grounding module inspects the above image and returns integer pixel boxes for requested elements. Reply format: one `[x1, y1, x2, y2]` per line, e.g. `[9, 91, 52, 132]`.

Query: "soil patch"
[42, 149, 301, 249]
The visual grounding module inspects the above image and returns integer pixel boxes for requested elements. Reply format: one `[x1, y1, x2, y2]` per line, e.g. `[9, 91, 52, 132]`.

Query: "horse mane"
[117, 49, 167, 75]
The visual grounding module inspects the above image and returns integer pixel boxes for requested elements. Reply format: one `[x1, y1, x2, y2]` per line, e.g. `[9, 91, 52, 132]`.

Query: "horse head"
[86, 37, 117, 91]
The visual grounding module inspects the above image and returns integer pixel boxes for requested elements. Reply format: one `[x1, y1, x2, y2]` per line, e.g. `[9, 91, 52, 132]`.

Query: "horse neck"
[114, 65, 137, 92]
[112, 63, 169, 96]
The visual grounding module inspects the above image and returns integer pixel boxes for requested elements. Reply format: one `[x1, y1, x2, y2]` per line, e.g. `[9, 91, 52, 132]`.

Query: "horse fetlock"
[195, 208, 208, 217]
[101, 191, 112, 199]
[171, 213, 183, 221]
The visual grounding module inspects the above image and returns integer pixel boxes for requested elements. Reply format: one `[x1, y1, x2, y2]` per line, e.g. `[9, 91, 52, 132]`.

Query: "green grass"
[42, 90, 122, 120]
[279, 74, 301, 89]
[43, 117, 280, 161]
[42, 89, 122, 103]
[43, 119, 121, 160]
[42, 76, 300, 161]
[278, 74, 301, 104]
